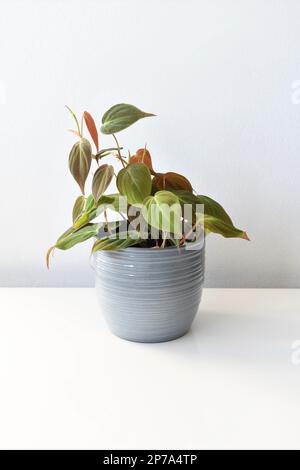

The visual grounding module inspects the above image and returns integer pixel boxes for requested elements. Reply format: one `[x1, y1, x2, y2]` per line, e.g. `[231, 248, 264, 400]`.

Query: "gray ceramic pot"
[94, 242, 205, 343]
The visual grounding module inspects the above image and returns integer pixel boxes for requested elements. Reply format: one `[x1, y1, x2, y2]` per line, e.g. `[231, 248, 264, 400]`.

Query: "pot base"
[107, 327, 191, 344]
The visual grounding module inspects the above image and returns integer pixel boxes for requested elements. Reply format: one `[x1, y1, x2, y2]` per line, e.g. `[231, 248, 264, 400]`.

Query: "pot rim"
[102, 239, 205, 253]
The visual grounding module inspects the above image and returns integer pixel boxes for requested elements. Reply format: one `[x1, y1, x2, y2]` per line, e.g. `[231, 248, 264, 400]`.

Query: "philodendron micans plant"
[46, 103, 248, 267]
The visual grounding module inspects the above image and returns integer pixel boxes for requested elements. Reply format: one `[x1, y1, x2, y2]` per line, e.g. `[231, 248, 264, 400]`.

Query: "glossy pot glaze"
[94, 242, 205, 343]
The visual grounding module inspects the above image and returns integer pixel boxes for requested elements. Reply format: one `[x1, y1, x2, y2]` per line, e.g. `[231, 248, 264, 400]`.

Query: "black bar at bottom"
[0, 450, 201, 466]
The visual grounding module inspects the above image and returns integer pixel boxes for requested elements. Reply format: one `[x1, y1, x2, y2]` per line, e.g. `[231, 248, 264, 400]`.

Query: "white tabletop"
[0, 288, 300, 450]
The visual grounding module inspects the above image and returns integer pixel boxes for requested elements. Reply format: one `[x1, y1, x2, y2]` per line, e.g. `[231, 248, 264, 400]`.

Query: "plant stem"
[161, 232, 167, 249]
[142, 143, 147, 163]
[104, 210, 112, 234]
[180, 216, 203, 246]
[112, 133, 126, 168]
[80, 114, 84, 137]
[65, 105, 81, 137]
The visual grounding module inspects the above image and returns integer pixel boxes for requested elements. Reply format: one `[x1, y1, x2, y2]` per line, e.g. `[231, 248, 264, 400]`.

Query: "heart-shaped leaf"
[171, 190, 198, 205]
[68, 138, 92, 194]
[142, 190, 182, 235]
[72, 195, 85, 223]
[173, 190, 248, 240]
[117, 163, 152, 204]
[152, 172, 192, 192]
[101, 103, 155, 134]
[83, 111, 99, 152]
[130, 148, 155, 174]
[170, 190, 198, 225]
[92, 164, 114, 203]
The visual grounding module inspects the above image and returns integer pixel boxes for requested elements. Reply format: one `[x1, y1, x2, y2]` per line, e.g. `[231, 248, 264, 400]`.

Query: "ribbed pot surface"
[94, 243, 205, 343]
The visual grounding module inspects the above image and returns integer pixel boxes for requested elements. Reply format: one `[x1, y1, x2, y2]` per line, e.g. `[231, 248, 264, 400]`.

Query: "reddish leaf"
[152, 172, 193, 192]
[83, 111, 99, 152]
[130, 148, 155, 175]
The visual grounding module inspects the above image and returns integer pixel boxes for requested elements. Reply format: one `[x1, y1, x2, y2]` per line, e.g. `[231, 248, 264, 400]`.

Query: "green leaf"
[174, 190, 233, 224]
[73, 194, 126, 230]
[99, 193, 127, 213]
[171, 190, 198, 205]
[196, 195, 233, 225]
[56, 223, 101, 250]
[195, 195, 248, 239]
[101, 103, 155, 134]
[92, 231, 140, 252]
[56, 226, 75, 244]
[203, 215, 249, 240]
[84, 194, 96, 212]
[142, 190, 182, 235]
[72, 195, 85, 223]
[92, 164, 114, 203]
[68, 138, 92, 194]
[117, 163, 152, 204]
[171, 190, 249, 240]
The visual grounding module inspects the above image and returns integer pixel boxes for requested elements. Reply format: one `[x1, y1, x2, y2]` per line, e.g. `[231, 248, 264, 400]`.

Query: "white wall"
[0, 0, 299, 287]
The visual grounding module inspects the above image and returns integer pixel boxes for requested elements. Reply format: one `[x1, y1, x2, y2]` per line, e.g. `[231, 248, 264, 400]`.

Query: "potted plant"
[47, 103, 248, 342]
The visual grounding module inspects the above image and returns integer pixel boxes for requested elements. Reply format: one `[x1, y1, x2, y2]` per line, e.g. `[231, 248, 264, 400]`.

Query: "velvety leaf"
[92, 164, 114, 203]
[171, 190, 198, 205]
[68, 138, 92, 194]
[152, 172, 192, 192]
[56, 226, 75, 243]
[98, 193, 127, 213]
[171, 190, 198, 224]
[92, 232, 140, 252]
[56, 223, 101, 250]
[195, 193, 248, 239]
[73, 194, 125, 230]
[101, 103, 155, 134]
[196, 195, 233, 225]
[72, 195, 85, 223]
[83, 111, 99, 152]
[117, 163, 152, 204]
[84, 194, 95, 212]
[130, 148, 155, 174]
[142, 190, 182, 235]
[173, 190, 248, 240]
[203, 215, 249, 240]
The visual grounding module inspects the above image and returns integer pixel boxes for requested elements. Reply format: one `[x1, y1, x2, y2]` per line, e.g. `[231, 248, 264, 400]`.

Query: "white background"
[0, 0, 300, 287]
